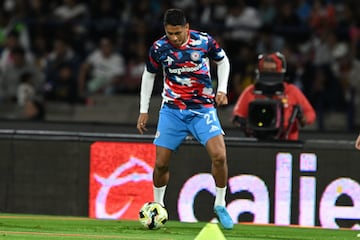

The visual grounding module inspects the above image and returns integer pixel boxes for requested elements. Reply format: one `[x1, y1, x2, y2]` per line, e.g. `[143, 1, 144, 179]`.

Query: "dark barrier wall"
[0, 130, 359, 230]
[0, 135, 90, 216]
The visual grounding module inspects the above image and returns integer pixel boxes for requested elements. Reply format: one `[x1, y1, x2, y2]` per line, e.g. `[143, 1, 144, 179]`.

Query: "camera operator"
[232, 52, 316, 140]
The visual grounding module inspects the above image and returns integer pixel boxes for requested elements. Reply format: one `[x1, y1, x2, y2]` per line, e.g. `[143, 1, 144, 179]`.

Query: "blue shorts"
[154, 105, 224, 151]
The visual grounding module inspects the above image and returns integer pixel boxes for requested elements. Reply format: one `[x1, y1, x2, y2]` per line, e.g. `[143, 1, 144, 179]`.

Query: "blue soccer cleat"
[214, 205, 234, 230]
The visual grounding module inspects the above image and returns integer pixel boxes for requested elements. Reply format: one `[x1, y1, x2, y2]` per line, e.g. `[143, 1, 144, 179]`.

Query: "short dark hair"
[163, 8, 187, 26]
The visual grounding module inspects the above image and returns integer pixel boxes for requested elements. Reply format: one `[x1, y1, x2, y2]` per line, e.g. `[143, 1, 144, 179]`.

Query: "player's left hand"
[215, 91, 228, 107]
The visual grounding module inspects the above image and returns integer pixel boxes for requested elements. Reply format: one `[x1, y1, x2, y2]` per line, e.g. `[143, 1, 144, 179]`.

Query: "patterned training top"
[146, 30, 226, 109]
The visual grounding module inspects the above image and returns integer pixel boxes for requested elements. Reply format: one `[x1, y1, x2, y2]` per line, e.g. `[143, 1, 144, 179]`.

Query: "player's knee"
[211, 152, 226, 167]
[155, 161, 169, 173]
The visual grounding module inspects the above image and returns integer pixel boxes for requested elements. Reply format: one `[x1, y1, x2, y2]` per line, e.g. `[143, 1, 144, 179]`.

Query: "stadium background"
[0, 0, 359, 231]
[0, 0, 358, 131]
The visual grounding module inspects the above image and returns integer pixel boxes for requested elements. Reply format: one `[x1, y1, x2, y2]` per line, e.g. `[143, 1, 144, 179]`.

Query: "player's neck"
[180, 31, 190, 47]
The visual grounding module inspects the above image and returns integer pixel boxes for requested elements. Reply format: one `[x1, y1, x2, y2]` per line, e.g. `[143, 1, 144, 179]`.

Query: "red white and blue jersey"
[146, 30, 226, 109]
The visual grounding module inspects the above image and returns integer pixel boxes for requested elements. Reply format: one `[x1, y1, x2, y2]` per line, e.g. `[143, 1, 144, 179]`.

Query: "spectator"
[89, 0, 122, 43]
[198, 0, 228, 30]
[230, 45, 257, 103]
[224, 0, 262, 44]
[44, 37, 80, 89]
[77, 37, 125, 97]
[306, 66, 336, 130]
[308, 26, 334, 67]
[22, 98, 45, 121]
[0, 10, 10, 50]
[258, 0, 277, 25]
[24, 0, 52, 41]
[17, 72, 35, 106]
[122, 18, 154, 55]
[0, 30, 34, 71]
[232, 52, 316, 140]
[53, 0, 89, 23]
[1, 0, 32, 51]
[25, 0, 51, 24]
[30, 33, 48, 71]
[295, 0, 312, 25]
[122, 41, 146, 93]
[272, 1, 307, 44]
[0, 46, 44, 103]
[308, 0, 336, 32]
[45, 62, 78, 104]
[255, 24, 285, 54]
[331, 43, 360, 130]
[52, 0, 90, 56]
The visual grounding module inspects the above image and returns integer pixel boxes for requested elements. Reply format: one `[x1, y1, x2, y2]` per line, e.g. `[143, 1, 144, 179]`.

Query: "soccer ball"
[139, 202, 168, 230]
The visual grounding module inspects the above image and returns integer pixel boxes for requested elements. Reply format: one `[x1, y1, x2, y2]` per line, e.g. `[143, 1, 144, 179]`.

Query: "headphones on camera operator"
[236, 52, 301, 140]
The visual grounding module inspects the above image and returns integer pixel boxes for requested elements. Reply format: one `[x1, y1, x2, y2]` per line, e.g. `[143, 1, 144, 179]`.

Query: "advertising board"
[89, 141, 360, 229]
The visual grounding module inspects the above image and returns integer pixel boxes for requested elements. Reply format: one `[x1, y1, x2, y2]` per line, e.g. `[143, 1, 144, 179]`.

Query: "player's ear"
[184, 23, 189, 31]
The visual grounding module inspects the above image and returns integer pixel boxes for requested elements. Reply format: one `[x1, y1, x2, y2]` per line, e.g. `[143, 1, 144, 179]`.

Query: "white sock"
[153, 185, 167, 206]
[214, 186, 227, 207]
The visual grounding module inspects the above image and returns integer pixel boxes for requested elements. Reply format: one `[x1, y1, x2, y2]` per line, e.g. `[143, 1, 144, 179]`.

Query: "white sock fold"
[153, 185, 167, 207]
[214, 186, 227, 207]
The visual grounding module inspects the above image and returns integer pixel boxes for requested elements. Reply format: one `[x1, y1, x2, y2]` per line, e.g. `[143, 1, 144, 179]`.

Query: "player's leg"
[189, 107, 233, 229]
[153, 106, 188, 206]
[153, 146, 172, 206]
[188, 107, 229, 201]
[205, 135, 227, 200]
[206, 135, 234, 229]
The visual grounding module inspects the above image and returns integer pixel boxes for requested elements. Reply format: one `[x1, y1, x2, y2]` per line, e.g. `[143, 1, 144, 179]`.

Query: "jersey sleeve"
[207, 34, 226, 62]
[145, 44, 160, 74]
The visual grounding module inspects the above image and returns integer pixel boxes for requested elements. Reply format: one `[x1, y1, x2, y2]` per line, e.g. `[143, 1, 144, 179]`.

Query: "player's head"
[163, 8, 187, 26]
[163, 8, 189, 47]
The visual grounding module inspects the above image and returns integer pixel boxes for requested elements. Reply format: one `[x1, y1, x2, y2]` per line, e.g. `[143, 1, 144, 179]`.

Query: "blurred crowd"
[0, 0, 359, 130]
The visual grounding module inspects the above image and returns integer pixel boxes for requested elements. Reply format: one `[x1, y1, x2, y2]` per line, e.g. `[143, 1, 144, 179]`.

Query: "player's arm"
[137, 67, 156, 134]
[214, 54, 230, 106]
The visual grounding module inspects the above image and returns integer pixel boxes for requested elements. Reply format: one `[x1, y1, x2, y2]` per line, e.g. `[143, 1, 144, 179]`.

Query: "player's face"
[164, 23, 189, 47]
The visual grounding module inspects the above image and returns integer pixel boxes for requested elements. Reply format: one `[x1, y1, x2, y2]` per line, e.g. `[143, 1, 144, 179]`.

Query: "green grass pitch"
[0, 214, 357, 240]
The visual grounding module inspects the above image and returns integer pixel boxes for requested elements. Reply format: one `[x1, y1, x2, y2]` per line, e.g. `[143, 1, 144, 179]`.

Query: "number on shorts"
[204, 110, 217, 124]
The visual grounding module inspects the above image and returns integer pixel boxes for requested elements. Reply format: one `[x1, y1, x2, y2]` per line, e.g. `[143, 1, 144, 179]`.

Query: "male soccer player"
[136, 8, 233, 229]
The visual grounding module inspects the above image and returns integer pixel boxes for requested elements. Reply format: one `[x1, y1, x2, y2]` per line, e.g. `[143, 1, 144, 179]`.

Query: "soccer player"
[136, 8, 233, 229]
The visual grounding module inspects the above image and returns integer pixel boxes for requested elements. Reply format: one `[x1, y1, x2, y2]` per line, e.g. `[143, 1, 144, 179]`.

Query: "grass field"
[0, 213, 357, 240]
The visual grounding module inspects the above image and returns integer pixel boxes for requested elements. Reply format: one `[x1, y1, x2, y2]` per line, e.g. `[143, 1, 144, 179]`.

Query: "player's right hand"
[137, 113, 149, 134]
[215, 91, 228, 107]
